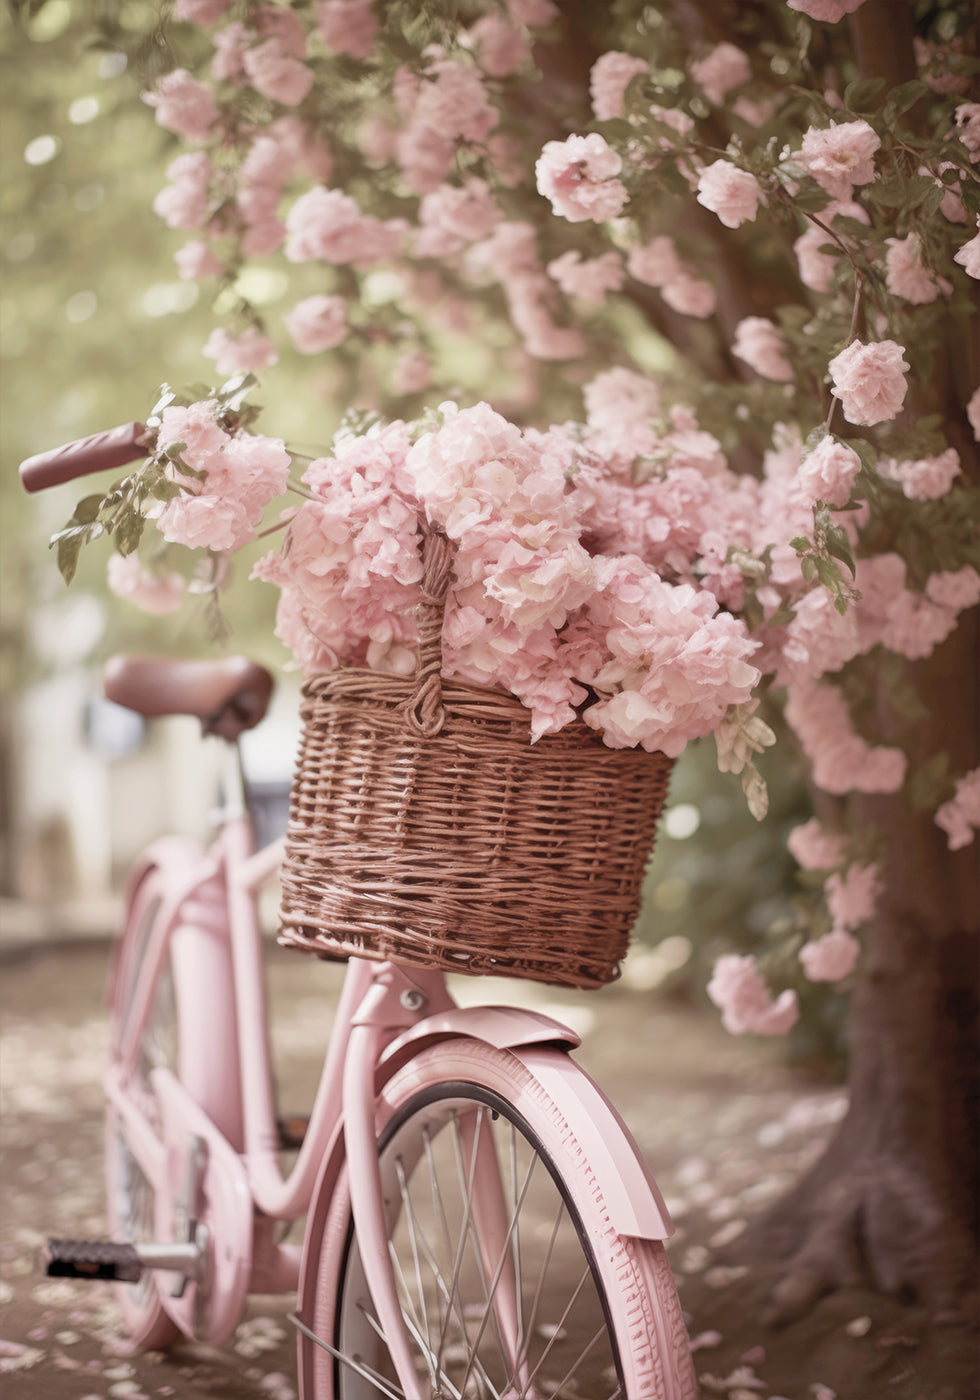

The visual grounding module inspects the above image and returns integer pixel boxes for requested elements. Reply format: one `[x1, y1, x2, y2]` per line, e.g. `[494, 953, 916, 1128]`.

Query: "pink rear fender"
[113, 837, 244, 1151]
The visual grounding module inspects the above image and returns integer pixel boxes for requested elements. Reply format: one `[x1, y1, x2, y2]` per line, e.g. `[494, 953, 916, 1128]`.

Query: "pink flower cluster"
[732, 317, 793, 382]
[797, 119, 880, 200]
[935, 767, 980, 851]
[784, 679, 908, 795]
[626, 235, 716, 319]
[106, 552, 185, 615]
[828, 339, 909, 426]
[253, 420, 424, 674]
[251, 401, 762, 750]
[707, 954, 799, 1035]
[285, 186, 406, 266]
[535, 134, 629, 224]
[696, 161, 764, 229]
[880, 447, 961, 501]
[155, 401, 291, 554]
[886, 233, 953, 304]
[689, 42, 751, 105]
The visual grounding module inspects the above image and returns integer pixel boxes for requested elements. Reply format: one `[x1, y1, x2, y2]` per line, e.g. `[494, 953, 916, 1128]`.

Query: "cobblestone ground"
[1, 942, 973, 1400]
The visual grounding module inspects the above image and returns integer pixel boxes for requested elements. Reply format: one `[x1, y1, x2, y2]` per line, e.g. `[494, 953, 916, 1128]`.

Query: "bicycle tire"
[104, 855, 241, 1349]
[298, 1037, 696, 1400]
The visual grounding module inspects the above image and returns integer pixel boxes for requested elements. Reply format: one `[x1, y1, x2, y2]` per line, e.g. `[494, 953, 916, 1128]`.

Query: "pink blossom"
[106, 552, 184, 615]
[393, 351, 431, 395]
[583, 368, 660, 428]
[413, 58, 497, 143]
[935, 768, 980, 850]
[661, 273, 716, 318]
[535, 133, 629, 224]
[800, 929, 859, 982]
[732, 317, 793, 382]
[142, 69, 219, 142]
[696, 161, 763, 229]
[787, 0, 866, 20]
[395, 122, 456, 194]
[883, 447, 961, 501]
[211, 22, 250, 84]
[733, 96, 777, 126]
[316, 0, 378, 60]
[689, 42, 751, 105]
[174, 0, 230, 22]
[953, 102, 980, 160]
[707, 954, 799, 1036]
[925, 566, 980, 614]
[953, 220, 980, 278]
[590, 51, 648, 119]
[788, 817, 846, 870]
[627, 236, 683, 288]
[158, 400, 228, 460]
[826, 862, 882, 930]
[174, 239, 223, 279]
[798, 120, 880, 199]
[507, 277, 586, 359]
[284, 295, 348, 353]
[203, 326, 279, 376]
[243, 39, 314, 106]
[785, 679, 908, 795]
[505, 0, 558, 24]
[417, 179, 502, 254]
[886, 232, 953, 303]
[828, 339, 909, 426]
[468, 14, 529, 78]
[152, 152, 212, 229]
[268, 115, 334, 183]
[157, 419, 291, 554]
[780, 587, 861, 683]
[284, 187, 406, 265]
[241, 217, 286, 257]
[547, 250, 624, 304]
[969, 386, 980, 441]
[798, 436, 861, 506]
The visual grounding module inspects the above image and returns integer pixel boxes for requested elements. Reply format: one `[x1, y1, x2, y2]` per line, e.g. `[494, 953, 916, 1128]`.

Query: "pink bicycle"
[22, 429, 698, 1400]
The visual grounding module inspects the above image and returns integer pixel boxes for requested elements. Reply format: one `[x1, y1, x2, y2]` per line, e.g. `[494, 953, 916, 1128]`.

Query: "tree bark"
[761, 612, 980, 1323]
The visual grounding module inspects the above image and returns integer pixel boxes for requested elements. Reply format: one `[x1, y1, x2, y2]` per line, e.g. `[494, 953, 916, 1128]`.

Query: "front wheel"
[299, 1038, 696, 1400]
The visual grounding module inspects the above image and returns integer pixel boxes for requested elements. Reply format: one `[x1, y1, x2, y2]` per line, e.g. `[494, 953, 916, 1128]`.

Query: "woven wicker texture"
[277, 528, 673, 988]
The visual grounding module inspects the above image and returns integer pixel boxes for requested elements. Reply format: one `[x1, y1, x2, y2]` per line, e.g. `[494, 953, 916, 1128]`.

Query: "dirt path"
[1, 943, 975, 1399]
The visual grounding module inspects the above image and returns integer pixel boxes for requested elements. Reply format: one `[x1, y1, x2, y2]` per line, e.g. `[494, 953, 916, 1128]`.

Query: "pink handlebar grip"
[19, 422, 150, 493]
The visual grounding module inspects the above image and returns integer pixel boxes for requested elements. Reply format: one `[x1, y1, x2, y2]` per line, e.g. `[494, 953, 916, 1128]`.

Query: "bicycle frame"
[103, 741, 598, 1388]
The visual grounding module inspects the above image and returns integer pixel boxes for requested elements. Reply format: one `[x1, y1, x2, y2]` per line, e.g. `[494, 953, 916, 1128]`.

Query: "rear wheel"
[299, 1039, 696, 1399]
[104, 858, 240, 1349]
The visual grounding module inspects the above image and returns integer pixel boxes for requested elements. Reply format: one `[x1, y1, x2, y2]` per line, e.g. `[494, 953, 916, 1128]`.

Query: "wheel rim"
[334, 1085, 625, 1400]
[108, 919, 178, 1317]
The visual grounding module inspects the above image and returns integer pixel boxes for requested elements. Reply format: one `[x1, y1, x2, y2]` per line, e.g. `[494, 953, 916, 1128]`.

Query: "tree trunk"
[761, 613, 980, 1324]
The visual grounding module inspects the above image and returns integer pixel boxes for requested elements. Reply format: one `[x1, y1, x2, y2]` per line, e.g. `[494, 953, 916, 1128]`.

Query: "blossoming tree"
[54, 0, 978, 1322]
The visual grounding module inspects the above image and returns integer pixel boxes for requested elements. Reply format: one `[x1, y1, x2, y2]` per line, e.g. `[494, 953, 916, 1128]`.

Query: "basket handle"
[405, 522, 453, 737]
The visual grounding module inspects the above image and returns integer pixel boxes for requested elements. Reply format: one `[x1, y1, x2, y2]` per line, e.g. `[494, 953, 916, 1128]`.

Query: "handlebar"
[19, 422, 150, 494]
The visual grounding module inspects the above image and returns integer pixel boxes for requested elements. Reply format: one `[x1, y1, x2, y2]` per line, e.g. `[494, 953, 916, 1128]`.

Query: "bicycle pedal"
[277, 1115, 309, 1150]
[45, 1238, 142, 1284]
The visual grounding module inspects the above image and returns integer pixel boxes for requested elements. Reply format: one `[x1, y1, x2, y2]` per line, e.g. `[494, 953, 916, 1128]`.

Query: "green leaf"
[825, 526, 856, 576]
[843, 77, 885, 112]
[883, 80, 928, 122]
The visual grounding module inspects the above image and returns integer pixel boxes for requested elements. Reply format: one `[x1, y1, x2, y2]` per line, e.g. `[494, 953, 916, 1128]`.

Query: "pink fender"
[381, 1006, 672, 1240]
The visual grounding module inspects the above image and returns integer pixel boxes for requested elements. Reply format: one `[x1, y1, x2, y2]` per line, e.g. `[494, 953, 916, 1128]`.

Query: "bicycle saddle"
[103, 655, 274, 740]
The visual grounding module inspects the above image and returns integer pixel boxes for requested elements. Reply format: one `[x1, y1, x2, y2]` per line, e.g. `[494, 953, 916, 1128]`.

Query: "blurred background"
[0, 1, 839, 1065]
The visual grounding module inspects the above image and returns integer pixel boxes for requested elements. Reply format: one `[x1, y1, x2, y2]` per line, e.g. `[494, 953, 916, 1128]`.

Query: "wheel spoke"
[289, 1310, 407, 1400]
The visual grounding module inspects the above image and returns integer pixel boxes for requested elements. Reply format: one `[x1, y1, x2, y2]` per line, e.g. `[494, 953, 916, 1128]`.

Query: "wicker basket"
[277, 529, 673, 989]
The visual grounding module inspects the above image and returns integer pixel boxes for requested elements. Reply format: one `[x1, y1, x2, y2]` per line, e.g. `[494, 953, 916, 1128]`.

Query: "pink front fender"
[380, 1007, 673, 1241]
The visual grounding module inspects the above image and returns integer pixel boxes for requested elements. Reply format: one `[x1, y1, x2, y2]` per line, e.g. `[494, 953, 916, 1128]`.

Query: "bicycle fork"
[342, 970, 533, 1400]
